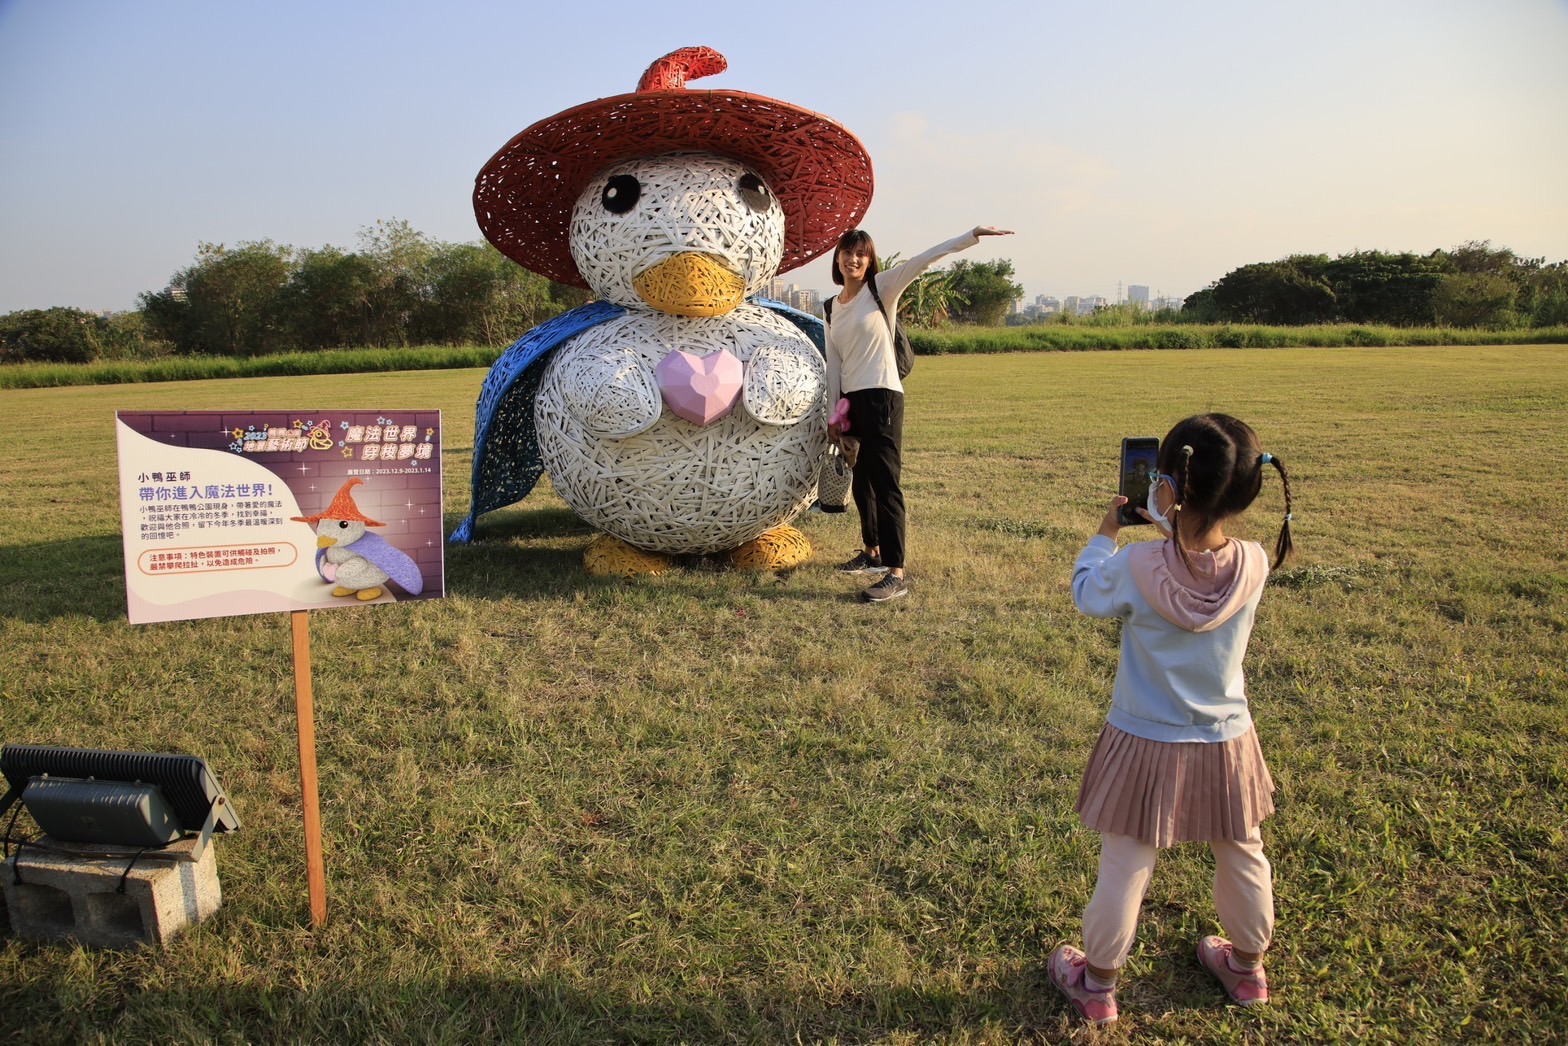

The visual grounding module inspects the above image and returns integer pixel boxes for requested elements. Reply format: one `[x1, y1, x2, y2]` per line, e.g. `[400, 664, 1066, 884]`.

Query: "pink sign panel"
[115, 410, 445, 624]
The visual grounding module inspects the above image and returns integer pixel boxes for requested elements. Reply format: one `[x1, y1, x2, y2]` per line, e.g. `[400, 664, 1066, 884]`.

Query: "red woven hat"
[474, 46, 874, 290]
[290, 478, 385, 526]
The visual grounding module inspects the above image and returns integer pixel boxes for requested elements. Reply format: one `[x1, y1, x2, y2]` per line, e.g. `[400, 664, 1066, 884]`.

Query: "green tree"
[900, 268, 960, 327]
[1210, 258, 1336, 324]
[548, 281, 593, 312]
[137, 286, 192, 352]
[1435, 242, 1568, 329]
[415, 242, 557, 345]
[1181, 285, 1221, 322]
[1520, 261, 1568, 327]
[1436, 240, 1519, 277]
[944, 259, 1023, 326]
[147, 240, 292, 355]
[101, 310, 172, 359]
[1431, 272, 1517, 328]
[0, 307, 107, 363]
[1322, 250, 1442, 325]
[358, 218, 433, 346]
[1198, 250, 1448, 326]
[279, 246, 378, 349]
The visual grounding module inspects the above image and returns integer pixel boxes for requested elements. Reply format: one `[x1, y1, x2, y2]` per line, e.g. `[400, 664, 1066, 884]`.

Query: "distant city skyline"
[779, 269, 1195, 320]
[770, 278, 1184, 321]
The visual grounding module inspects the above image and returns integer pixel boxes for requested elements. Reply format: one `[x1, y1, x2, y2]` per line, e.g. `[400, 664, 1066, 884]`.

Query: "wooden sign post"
[291, 610, 328, 927]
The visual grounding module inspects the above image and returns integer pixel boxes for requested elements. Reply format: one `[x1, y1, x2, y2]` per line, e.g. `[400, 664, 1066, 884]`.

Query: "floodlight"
[1, 744, 240, 862]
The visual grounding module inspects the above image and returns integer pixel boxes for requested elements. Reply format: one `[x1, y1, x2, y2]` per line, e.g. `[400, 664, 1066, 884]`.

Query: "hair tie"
[1260, 453, 1274, 465]
[1283, 512, 1293, 522]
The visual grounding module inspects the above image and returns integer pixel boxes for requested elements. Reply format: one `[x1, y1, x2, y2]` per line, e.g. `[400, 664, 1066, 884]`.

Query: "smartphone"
[1118, 437, 1160, 525]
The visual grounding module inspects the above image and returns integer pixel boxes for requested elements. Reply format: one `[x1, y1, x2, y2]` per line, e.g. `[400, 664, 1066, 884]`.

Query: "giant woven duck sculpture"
[451, 47, 874, 576]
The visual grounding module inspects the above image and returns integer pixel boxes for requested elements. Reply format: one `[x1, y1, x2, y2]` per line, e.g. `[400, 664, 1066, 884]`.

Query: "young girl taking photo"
[1051, 413, 1295, 1026]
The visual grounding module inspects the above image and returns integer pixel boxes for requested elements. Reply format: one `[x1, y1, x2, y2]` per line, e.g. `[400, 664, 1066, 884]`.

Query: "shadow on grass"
[0, 534, 128, 624]
[443, 506, 599, 604]
[0, 509, 598, 624]
[0, 962, 1073, 1043]
[445, 507, 870, 608]
[448, 506, 591, 544]
[0, 510, 855, 623]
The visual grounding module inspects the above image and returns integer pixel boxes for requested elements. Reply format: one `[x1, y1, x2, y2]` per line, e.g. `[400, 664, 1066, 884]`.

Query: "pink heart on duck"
[656, 349, 743, 426]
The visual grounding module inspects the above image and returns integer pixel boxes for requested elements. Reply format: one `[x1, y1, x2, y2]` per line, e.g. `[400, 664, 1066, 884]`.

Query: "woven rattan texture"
[633, 257, 745, 317]
[583, 534, 673, 578]
[455, 300, 825, 544]
[728, 524, 813, 571]
[475, 94, 872, 288]
[536, 306, 827, 554]
[637, 46, 727, 92]
[572, 154, 784, 310]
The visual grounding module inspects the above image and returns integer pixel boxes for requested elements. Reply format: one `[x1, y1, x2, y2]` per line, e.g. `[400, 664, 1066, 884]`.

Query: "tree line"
[1, 220, 589, 364]
[137, 219, 588, 357]
[2, 218, 1031, 364]
[4, 225, 1560, 365]
[1182, 242, 1568, 328]
[1, 219, 1027, 364]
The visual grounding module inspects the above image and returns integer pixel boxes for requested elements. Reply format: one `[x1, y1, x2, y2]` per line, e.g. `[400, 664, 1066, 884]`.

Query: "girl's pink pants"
[1084, 827, 1274, 970]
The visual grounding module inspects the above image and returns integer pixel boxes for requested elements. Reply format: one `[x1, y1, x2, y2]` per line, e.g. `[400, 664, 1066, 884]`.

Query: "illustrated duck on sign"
[292, 479, 424, 601]
[451, 46, 875, 576]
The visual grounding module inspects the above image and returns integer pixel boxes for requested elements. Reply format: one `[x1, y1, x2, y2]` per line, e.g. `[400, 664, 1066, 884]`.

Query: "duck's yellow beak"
[317, 535, 337, 548]
[633, 253, 746, 317]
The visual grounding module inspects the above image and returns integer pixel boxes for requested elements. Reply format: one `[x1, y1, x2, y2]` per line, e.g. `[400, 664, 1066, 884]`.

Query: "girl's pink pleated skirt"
[1075, 723, 1276, 848]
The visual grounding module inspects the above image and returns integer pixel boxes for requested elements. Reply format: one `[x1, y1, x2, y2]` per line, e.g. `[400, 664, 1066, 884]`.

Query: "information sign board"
[116, 410, 444, 624]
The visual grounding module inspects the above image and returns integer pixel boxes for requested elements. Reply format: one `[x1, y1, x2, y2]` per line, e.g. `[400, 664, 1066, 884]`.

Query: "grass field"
[2, 346, 1565, 1043]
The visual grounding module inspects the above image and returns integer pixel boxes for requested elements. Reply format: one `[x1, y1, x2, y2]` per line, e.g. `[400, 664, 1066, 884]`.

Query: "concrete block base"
[2, 836, 221, 949]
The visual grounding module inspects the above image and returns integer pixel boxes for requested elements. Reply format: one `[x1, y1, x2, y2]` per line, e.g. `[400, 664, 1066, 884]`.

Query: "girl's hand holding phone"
[1098, 496, 1129, 541]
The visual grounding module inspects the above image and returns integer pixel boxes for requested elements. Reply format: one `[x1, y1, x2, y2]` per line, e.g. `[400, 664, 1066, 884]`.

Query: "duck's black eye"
[602, 174, 641, 214]
[338, 520, 351, 529]
[737, 173, 772, 213]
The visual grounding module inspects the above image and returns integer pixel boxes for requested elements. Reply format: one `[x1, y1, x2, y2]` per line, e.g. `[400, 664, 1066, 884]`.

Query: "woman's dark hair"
[1159, 413, 1294, 571]
[830, 229, 879, 286]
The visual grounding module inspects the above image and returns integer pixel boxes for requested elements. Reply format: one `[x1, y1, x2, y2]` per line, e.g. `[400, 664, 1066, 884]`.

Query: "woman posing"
[825, 225, 1012, 601]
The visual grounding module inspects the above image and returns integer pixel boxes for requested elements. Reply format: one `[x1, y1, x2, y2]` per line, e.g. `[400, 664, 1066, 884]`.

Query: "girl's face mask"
[1146, 473, 1178, 529]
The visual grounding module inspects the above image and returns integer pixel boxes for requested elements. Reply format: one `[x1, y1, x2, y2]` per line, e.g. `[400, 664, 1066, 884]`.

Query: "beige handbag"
[816, 442, 852, 512]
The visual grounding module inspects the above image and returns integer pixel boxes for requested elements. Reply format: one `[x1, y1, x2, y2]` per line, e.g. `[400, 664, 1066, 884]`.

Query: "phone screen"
[1118, 438, 1160, 525]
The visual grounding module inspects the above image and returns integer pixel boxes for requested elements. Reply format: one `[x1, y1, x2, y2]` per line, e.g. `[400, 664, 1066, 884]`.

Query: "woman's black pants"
[845, 388, 906, 569]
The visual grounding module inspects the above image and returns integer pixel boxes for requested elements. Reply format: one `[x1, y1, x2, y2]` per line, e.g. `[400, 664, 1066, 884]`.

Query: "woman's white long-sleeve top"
[824, 230, 980, 405]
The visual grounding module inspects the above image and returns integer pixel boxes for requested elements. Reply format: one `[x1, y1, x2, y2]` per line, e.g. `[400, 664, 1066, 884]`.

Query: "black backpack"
[824, 274, 915, 379]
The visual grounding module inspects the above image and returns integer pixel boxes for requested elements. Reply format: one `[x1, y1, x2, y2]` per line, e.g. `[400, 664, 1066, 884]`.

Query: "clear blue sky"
[3, 0, 1565, 314]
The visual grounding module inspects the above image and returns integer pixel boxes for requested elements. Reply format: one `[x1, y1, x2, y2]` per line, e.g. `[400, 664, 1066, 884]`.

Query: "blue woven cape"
[451, 298, 825, 543]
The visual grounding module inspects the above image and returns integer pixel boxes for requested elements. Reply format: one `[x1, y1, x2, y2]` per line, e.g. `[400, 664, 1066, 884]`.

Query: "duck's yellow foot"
[728, 525, 813, 572]
[584, 534, 672, 578]
[332, 586, 355, 597]
[355, 587, 383, 601]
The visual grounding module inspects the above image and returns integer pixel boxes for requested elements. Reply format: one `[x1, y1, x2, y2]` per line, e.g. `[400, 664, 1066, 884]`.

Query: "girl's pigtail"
[1173, 444, 1197, 575]
[1265, 454, 1294, 568]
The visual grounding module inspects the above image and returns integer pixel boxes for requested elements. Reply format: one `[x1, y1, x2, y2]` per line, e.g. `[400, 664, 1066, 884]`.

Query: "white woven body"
[537, 305, 827, 553]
